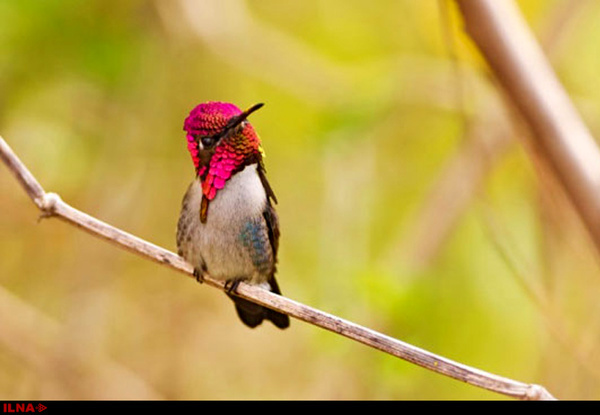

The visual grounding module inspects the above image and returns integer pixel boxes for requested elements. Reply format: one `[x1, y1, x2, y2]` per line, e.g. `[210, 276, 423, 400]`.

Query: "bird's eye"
[200, 136, 216, 148]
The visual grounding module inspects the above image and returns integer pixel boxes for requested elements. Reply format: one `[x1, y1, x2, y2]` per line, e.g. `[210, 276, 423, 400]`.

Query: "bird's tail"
[226, 278, 290, 329]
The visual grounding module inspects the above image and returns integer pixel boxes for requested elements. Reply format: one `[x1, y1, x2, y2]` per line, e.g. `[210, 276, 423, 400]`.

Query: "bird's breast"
[177, 163, 272, 282]
[208, 163, 267, 221]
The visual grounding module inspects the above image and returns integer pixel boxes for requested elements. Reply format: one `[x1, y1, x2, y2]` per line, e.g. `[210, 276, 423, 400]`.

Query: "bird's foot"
[224, 279, 241, 294]
[193, 268, 205, 284]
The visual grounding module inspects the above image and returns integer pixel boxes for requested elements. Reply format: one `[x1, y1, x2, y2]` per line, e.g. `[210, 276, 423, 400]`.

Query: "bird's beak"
[216, 103, 264, 145]
[230, 103, 264, 129]
[241, 103, 264, 119]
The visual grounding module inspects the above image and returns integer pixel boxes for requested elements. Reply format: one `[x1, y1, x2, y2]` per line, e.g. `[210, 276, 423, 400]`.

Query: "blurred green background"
[2, 0, 600, 400]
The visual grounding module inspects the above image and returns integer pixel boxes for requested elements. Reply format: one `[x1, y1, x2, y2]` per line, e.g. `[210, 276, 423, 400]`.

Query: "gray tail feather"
[226, 278, 290, 329]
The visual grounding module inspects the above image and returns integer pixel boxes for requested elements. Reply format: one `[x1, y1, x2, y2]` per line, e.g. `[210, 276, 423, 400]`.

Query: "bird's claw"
[224, 279, 240, 294]
[193, 268, 205, 284]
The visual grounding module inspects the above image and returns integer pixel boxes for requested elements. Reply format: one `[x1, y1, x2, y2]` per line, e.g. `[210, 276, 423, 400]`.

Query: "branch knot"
[38, 192, 61, 219]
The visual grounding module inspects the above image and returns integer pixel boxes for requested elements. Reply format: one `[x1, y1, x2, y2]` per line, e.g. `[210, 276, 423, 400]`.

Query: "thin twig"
[0, 136, 556, 400]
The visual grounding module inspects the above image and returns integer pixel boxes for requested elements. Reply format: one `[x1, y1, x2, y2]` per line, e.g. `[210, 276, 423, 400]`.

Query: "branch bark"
[0, 136, 556, 400]
[454, 0, 600, 255]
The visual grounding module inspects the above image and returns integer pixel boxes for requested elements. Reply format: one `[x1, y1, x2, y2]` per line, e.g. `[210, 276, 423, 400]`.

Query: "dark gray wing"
[257, 162, 278, 204]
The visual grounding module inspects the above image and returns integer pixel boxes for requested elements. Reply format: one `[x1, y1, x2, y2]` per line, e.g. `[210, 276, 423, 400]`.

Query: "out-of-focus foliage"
[1, 0, 600, 400]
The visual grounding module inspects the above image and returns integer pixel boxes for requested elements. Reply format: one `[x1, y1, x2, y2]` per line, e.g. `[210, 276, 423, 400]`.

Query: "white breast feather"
[179, 163, 270, 283]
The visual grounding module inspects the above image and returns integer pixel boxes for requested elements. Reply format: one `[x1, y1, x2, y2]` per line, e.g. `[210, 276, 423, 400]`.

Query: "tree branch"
[454, 0, 600, 255]
[0, 136, 556, 400]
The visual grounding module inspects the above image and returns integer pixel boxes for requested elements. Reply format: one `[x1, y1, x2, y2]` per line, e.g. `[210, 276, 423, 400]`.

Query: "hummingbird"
[176, 101, 290, 329]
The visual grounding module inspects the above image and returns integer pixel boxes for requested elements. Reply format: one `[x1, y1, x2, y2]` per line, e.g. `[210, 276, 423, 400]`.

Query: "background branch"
[454, 0, 600, 255]
[392, 0, 590, 271]
[0, 136, 555, 400]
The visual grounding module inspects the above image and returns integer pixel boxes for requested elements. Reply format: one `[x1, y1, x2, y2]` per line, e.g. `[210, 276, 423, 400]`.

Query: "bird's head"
[183, 101, 265, 200]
